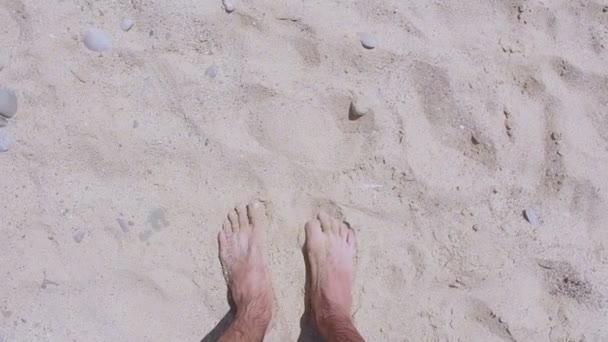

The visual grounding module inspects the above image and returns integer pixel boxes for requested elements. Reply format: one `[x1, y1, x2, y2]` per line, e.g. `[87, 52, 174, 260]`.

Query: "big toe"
[317, 211, 333, 234]
[305, 219, 324, 250]
[248, 201, 266, 228]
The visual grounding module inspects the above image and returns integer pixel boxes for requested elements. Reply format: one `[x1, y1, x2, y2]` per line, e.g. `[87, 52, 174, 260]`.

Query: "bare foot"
[305, 211, 358, 333]
[218, 202, 273, 340]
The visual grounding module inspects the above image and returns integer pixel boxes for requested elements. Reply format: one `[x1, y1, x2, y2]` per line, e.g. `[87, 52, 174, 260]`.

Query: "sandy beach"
[1, 0, 608, 340]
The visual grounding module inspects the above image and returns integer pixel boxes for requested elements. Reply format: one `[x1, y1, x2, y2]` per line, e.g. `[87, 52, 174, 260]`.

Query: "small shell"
[523, 209, 539, 225]
[358, 32, 377, 49]
[84, 29, 112, 52]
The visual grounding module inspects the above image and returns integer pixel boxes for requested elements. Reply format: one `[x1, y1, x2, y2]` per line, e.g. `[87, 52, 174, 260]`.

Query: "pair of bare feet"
[217, 201, 364, 342]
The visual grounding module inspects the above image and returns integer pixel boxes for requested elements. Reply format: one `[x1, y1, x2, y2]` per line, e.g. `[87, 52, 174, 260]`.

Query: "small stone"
[0, 133, 10, 152]
[83, 28, 112, 52]
[523, 209, 539, 225]
[471, 134, 481, 145]
[551, 132, 561, 141]
[120, 18, 134, 32]
[557, 148, 564, 157]
[358, 32, 377, 49]
[350, 97, 372, 118]
[222, 0, 236, 13]
[0, 117, 7, 128]
[0, 89, 18, 118]
[72, 231, 85, 243]
[205, 64, 218, 78]
[472, 224, 479, 232]
[117, 218, 129, 233]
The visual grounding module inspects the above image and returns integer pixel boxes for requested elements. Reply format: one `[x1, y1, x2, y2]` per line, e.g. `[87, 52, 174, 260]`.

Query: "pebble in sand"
[120, 18, 134, 32]
[0, 89, 18, 119]
[358, 32, 377, 49]
[471, 134, 481, 145]
[84, 29, 112, 52]
[350, 95, 372, 118]
[0, 133, 10, 152]
[73, 231, 86, 243]
[523, 209, 539, 225]
[206, 65, 219, 78]
[117, 218, 130, 233]
[222, 0, 236, 13]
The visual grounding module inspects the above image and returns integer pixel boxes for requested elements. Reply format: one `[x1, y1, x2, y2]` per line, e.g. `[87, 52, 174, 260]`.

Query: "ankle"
[236, 295, 272, 324]
[220, 308, 271, 342]
[218, 291, 272, 342]
[313, 285, 352, 316]
[314, 305, 362, 341]
[313, 294, 351, 329]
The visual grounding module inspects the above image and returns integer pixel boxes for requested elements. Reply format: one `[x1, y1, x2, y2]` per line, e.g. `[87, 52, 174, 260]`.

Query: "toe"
[305, 219, 324, 248]
[330, 218, 341, 235]
[317, 211, 333, 233]
[223, 219, 233, 236]
[248, 201, 266, 229]
[228, 210, 240, 232]
[218, 230, 228, 260]
[339, 222, 348, 241]
[236, 203, 251, 232]
[346, 228, 356, 250]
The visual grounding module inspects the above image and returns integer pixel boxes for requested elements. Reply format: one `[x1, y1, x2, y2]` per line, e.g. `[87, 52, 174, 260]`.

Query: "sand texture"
[1, 0, 608, 341]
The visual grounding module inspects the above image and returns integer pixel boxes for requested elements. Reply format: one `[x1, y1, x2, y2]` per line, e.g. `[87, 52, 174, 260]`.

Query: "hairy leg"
[218, 202, 273, 342]
[305, 212, 365, 342]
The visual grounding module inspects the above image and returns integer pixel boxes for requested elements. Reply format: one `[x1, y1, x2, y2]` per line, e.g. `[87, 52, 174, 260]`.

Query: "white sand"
[1, 0, 608, 340]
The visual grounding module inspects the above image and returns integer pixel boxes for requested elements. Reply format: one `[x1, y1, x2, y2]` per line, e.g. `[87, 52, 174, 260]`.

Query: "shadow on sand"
[200, 291, 236, 342]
